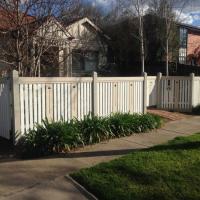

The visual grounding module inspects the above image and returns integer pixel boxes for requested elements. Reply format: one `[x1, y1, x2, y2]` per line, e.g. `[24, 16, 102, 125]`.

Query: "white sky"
[88, 0, 200, 26]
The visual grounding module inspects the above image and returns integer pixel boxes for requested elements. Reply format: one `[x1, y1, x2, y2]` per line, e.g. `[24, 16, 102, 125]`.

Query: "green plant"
[108, 113, 137, 137]
[16, 113, 162, 159]
[108, 113, 162, 137]
[16, 119, 84, 158]
[77, 115, 113, 145]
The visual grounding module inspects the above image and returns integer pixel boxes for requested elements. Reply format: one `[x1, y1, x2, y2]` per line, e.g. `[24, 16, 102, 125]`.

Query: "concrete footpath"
[0, 116, 200, 200]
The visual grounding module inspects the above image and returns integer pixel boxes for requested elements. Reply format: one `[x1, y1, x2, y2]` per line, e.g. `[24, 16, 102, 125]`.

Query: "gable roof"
[64, 17, 110, 40]
[0, 10, 109, 41]
[29, 16, 73, 38]
[177, 23, 200, 33]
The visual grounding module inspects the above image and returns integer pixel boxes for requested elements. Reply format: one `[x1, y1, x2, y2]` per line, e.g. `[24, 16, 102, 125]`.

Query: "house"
[178, 23, 200, 66]
[0, 10, 109, 77]
[33, 17, 109, 77]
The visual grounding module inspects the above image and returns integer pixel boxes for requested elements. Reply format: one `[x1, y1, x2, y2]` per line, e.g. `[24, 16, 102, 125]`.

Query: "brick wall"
[187, 31, 200, 66]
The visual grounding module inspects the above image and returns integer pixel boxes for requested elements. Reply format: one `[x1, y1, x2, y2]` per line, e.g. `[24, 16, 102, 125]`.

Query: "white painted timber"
[193, 77, 200, 107]
[160, 76, 192, 112]
[4, 73, 200, 137]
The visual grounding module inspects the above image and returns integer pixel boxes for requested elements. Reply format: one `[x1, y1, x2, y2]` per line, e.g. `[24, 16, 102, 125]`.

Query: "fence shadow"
[65, 148, 140, 158]
[148, 141, 200, 152]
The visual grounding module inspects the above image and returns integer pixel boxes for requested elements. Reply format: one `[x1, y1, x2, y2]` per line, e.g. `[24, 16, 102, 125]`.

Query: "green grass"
[71, 133, 200, 200]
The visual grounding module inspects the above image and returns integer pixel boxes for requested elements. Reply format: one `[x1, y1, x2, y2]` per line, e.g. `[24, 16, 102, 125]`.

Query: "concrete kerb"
[65, 175, 98, 200]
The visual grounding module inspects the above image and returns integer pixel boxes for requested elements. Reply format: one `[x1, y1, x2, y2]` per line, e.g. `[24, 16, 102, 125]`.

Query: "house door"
[159, 77, 192, 112]
[40, 47, 59, 77]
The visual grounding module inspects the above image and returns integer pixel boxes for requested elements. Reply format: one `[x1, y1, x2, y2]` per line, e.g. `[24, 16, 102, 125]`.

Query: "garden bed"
[71, 133, 200, 200]
[16, 113, 162, 158]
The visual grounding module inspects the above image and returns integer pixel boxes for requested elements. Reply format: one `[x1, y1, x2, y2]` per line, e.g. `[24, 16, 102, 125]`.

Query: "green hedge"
[16, 113, 162, 158]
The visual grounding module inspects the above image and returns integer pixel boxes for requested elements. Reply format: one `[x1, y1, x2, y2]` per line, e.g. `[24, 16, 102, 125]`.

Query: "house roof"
[62, 17, 85, 27]
[64, 17, 110, 40]
[0, 9, 109, 40]
[0, 8, 35, 31]
[28, 16, 73, 38]
[177, 23, 200, 33]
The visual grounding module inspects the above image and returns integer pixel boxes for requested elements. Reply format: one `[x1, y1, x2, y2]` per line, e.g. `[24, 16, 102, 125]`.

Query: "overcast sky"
[86, 0, 200, 26]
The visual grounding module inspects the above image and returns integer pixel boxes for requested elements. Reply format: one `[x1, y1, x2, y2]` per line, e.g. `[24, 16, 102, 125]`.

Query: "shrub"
[16, 113, 162, 159]
[108, 113, 162, 137]
[192, 105, 200, 115]
[16, 119, 83, 158]
[109, 113, 138, 137]
[77, 115, 113, 145]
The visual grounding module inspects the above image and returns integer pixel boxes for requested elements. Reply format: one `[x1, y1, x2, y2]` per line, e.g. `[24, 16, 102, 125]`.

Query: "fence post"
[92, 72, 98, 116]
[190, 73, 195, 112]
[143, 72, 147, 114]
[11, 70, 21, 143]
[157, 72, 162, 109]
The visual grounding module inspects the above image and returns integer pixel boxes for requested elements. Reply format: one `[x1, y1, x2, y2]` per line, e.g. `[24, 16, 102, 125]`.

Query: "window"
[179, 48, 187, 64]
[84, 51, 98, 72]
[180, 28, 188, 48]
[179, 27, 188, 64]
[72, 50, 98, 73]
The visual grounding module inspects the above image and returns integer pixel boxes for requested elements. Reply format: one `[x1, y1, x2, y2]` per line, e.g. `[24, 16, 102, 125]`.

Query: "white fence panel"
[147, 77, 157, 107]
[0, 78, 11, 139]
[6, 71, 200, 141]
[4, 70, 200, 141]
[18, 76, 145, 133]
[193, 77, 200, 107]
[160, 77, 192, 112]
[97, 77, 144, 116]
[20, 83, 47, 133]
[18, 77, 93, 133]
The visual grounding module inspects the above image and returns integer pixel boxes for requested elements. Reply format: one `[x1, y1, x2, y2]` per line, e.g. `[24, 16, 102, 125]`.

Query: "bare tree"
[0, 0, 108, 77]
[115, 0, 148, 75]
[0, 0, 80, 76]
[148, 0, 188, 76]
[135, 0, 146, 75]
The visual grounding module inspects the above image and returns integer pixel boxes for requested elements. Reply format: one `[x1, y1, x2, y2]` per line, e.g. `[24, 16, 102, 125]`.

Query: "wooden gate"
[0, 78, 11, 139]
[159, 76, 192, 112]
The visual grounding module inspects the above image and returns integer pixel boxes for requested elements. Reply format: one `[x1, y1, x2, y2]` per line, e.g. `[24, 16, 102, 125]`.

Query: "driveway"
[1, 116, 200, 200]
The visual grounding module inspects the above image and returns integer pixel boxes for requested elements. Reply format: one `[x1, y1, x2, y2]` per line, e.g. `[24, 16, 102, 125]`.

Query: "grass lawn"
[71, 133, 200, 200]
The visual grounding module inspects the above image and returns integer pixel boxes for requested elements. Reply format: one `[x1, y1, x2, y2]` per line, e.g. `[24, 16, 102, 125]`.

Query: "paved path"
[1, 116, 200, 200]
[148, 109, 190, 121]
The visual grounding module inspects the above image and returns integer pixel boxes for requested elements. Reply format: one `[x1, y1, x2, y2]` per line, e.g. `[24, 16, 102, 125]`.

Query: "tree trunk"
[141, 30, 145, 75]
[137, 0, 145, 75]
[166, 37, 169, 76]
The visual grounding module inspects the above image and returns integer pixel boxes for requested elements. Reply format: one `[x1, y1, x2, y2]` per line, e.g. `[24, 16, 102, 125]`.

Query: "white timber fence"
[157, 73, 196, 112]
[1, 71, 150, 141]
[1, 70, 200, 141]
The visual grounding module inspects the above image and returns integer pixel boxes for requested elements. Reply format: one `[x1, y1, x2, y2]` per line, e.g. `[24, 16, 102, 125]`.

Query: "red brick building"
[179, 24, 200, 66]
